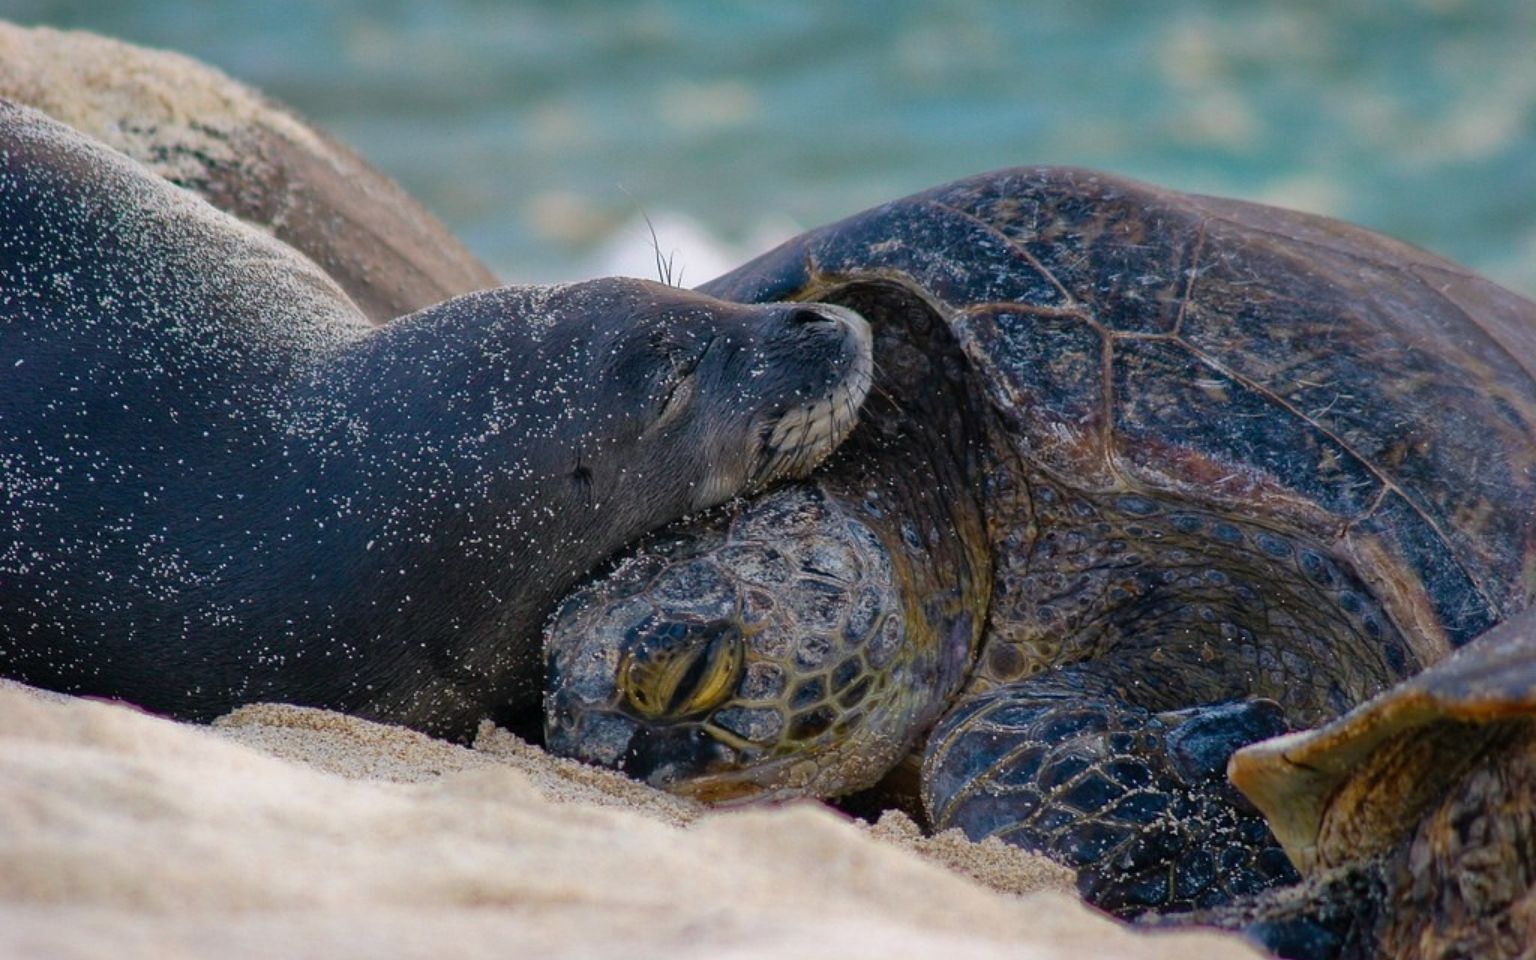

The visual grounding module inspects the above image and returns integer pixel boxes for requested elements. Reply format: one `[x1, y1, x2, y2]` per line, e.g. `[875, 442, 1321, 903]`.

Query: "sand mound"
[0, 21, 497, 323]
[0, 681, 1259, 959]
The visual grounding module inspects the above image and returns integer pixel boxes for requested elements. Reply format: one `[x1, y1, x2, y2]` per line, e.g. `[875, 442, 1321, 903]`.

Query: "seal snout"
[747, 300, 873, 490]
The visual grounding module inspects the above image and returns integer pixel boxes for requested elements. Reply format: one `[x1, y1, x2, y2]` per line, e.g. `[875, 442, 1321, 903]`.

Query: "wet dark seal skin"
[0, 102, 872, 738]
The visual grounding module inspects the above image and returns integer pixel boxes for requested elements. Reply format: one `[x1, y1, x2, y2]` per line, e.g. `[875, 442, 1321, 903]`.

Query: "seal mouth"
[748, 303, 873, 490]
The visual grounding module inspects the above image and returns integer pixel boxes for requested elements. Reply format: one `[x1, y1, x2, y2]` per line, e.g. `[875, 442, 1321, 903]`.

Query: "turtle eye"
[620, 623, 745, 719]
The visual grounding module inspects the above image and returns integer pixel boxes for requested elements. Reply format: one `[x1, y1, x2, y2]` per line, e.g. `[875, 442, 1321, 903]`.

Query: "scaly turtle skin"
[544, 166, 1536, 915]
[1190, 609, 1536, 959]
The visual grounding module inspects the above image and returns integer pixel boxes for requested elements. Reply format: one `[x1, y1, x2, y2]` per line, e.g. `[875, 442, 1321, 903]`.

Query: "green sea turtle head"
[543, 483, 961, 803]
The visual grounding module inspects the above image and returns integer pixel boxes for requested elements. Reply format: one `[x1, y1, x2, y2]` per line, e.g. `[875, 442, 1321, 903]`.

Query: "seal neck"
[249, 291, 629, 731]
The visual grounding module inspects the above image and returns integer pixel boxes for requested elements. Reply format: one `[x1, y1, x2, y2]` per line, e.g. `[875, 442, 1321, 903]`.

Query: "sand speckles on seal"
[0, 102, 873, 739]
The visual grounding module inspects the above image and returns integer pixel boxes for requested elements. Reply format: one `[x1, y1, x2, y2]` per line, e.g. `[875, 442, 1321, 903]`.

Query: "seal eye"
[620, 623, 745, 719]
[649, 371, 697, 432]
[645, 338, 711, 433]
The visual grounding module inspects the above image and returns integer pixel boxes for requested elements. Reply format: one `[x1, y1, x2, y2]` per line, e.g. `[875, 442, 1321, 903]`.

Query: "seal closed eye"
[0, 102, 872, 739]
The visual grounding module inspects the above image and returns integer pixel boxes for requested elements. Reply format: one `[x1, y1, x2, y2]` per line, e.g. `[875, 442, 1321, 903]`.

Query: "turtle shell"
[703, 166, 1536, 667]
[1230, 609, 1536, 874]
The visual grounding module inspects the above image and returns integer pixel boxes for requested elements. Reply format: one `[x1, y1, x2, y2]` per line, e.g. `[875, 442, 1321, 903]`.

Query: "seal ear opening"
[569, 456, 596, 507]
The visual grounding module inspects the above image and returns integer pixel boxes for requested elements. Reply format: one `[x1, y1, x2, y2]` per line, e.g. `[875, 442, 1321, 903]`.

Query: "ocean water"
[6, 0, 1535, 295]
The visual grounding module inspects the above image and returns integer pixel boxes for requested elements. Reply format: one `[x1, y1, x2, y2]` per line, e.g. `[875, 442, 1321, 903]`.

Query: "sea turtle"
[544, 166, 1536, 914]
[1190, 608, 1536, 959]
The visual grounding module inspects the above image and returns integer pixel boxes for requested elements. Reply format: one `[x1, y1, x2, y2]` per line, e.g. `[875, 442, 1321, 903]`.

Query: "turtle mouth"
[662, 747, 824, 805]
[747, 303, 873, 491]
[544, 694, 823, 804]
[618, 717, 828, 804]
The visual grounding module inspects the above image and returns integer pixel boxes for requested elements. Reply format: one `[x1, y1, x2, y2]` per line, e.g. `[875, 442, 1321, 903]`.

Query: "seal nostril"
[789, 306, 837, 326]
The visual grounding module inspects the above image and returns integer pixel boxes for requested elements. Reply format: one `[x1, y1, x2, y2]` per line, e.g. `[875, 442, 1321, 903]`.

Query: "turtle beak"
[617, 723, 742, 788]
[543, 702, 640, 769]
[545, 693, 756, 795]
[663, 753, 820, 806]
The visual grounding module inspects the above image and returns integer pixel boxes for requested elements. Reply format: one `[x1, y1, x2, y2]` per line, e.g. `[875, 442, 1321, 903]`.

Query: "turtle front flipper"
[936, 474, 1431, 915]
[922, 662, 1299, 913]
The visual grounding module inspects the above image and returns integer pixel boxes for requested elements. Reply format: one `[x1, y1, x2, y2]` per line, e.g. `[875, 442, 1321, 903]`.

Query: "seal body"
[0, 102, 872, 737]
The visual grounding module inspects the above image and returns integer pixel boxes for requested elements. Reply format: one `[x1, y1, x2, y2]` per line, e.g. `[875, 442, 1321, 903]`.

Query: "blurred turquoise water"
[6, 0, 1535, 294]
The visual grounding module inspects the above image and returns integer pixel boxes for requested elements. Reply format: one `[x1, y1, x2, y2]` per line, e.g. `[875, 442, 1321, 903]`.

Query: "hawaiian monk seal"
[0, 102, 872, 738]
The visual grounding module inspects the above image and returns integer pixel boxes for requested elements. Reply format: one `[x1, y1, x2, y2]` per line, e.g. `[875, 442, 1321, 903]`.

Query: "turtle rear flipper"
[921, 661, 1298, 913]
[1199, 714, 1536, 960]
[1232, 617, 1536, 874]
[1208, 617, 1536, 959]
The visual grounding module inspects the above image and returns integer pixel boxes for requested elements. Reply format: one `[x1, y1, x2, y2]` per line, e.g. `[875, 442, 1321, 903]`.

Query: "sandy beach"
[0, 680, 1262, 959]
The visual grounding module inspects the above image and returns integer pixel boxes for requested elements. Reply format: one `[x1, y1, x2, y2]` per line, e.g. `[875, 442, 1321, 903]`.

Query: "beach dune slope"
[0, 681, 1259, 959]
